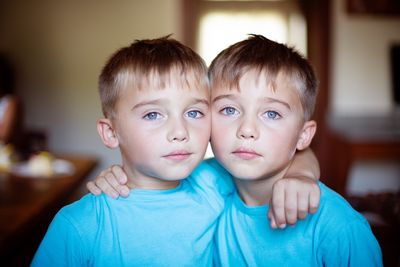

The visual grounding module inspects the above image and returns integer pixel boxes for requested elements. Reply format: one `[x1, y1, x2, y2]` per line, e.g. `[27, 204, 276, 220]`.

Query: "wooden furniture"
[0, 155, 97, 266]
[328, 114, 400, 197]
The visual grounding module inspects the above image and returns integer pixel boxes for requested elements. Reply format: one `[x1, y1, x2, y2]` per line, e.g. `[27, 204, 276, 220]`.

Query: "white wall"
[0, 0, 183, 176]
[330, 0, 400, 116]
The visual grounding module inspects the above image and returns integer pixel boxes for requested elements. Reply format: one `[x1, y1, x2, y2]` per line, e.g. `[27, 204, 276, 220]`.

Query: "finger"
[119, 185, 130, 198]
[271, 182, 286, 229]
[297, 189, 309, 220]
[268, 209, 278, 229]
[285, 187, 298, 226]
[111, 165, 128, 185]
[86, 181, 101, 196]
[309, 184, 320, 214]
[96, 176, 119, 199]
[104, 172, 123, 194]
[105, 170, 129, 198]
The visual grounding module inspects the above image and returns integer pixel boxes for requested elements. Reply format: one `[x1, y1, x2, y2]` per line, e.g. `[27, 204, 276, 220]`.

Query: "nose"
[167, 117, 189, 142]
[237, 116, 259, 140]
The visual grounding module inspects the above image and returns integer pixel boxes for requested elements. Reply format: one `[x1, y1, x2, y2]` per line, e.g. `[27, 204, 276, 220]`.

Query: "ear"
[97, 118, 119, 149]
[296, 120, 317, 151]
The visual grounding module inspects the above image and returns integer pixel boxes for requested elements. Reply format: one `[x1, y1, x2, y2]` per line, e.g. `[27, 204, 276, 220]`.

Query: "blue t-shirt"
[214, 182, 383, 267]
[31, 160, 234, 267]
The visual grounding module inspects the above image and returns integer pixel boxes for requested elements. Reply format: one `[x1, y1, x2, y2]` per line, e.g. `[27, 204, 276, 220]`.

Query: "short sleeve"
[31, 211, 86, 267]
[318, 220, 383, 267]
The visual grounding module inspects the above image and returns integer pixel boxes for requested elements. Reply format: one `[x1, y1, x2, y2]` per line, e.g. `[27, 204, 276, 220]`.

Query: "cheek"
[117, 118, 158, 148]
[194, 124, 211, 147]
[211, 118, 223, 142]
[210, 121, 230, 155]
[263, 129, 299, 156]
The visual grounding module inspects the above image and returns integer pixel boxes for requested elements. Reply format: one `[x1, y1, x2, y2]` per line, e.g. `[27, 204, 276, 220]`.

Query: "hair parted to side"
[209, 34, 318, 120]
[99, 35, 209, 118]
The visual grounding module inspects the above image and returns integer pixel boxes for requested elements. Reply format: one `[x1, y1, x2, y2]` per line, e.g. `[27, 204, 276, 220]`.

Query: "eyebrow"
[212, 94, 291, 110]
[262, 97, 291, 111]
[132, 97, 209, 110]
[212, 94, 236, 103]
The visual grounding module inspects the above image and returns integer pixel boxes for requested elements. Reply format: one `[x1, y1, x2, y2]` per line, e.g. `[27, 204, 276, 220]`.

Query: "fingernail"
[122, 188, 129, 196]
[279, 224, 286, 229]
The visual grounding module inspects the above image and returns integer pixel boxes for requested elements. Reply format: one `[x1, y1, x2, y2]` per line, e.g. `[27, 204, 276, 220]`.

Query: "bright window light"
[198, 11, 307, 66]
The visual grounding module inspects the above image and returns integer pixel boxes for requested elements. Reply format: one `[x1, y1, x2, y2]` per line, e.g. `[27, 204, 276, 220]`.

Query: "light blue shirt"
[214, 182, 383, 267]
[31, 160, 234, 267]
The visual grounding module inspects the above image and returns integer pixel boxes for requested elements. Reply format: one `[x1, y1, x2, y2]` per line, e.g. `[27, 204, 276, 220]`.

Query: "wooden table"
[0, 155, 97, 266]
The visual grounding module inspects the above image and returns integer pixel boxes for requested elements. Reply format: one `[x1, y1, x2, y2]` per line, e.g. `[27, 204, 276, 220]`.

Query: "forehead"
[212, 69, 295, 94]
[120, 66, 208, 92]
[212, 69, 302, 107]
[118, 70, 210, 105]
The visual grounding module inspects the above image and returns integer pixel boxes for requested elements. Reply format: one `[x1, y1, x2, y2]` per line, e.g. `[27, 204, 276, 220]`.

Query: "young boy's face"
[105, 73, 211, 183]
[210, 69, 313, 181]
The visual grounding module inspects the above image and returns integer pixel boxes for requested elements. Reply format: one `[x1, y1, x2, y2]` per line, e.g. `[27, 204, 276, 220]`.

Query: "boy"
[32, 36, 319, 266]
[89, 35, 383, 266]
[209, 35, 382, 266]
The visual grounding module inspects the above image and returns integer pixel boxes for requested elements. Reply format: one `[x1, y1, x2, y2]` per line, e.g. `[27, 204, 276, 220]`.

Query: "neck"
[234, 165, 290, 206]
[127, 178, 180, 190]
[123, 165, 180, 190]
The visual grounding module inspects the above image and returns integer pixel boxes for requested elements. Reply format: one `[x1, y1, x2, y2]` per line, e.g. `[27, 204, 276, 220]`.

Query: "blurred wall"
[0, 0, 183, 176]
[330, 0, 400, 116]
[330, 0, 400, 194]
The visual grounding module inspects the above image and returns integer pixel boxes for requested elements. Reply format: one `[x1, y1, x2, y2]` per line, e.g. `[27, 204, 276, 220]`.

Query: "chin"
[162, 166, 195, 181]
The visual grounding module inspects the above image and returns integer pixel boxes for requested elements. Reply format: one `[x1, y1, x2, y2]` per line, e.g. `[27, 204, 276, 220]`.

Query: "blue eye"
[187, 110, 203, 119]
[265, 111, 280, 120]
[144, 112, 161, 120]
[221, 107, 238, 116]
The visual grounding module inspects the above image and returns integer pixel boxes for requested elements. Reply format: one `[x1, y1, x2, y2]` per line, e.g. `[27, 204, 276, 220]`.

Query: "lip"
[232, 148, 261, 160]
[163, 150, 192, 161]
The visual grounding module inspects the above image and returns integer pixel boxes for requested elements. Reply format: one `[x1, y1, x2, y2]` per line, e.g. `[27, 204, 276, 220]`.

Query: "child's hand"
[268, 176, 320, 229]
[86, 165, 130, 199]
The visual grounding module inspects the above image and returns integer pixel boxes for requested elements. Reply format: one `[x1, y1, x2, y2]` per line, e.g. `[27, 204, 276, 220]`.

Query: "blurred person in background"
[0, 53, 22, 147]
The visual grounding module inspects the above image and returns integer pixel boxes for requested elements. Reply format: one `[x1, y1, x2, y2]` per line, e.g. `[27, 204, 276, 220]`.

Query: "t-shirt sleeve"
[319, 219, 383, 267]
[31, 211, 86, 267]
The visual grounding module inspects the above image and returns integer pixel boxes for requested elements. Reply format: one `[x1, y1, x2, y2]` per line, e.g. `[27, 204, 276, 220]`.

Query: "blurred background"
[0, 0, 399, 266]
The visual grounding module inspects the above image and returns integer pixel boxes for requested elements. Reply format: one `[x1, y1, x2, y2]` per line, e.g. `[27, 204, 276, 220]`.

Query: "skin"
[96, 74, 211, 190]
[211, 69, 317, 209]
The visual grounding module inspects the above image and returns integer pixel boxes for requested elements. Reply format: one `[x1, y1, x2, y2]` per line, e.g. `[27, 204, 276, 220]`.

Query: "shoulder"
[192, 158, 229, 177]
[204, 158, 230, 175]
[185, 158, 235, 212]
[318, 182, 367, 223]
[315, 182, 377, 240]
[315, 183, 382, 265]
[189, 158, 234, 193]
[57, 193, 111, 229]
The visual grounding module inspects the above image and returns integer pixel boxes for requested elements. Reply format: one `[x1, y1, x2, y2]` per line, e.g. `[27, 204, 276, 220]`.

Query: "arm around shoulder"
[287, 148, 320, 181]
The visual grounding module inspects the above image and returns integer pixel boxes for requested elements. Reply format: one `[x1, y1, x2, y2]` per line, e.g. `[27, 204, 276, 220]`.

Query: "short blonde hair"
[99, 36, 209, 118]
[209, 35, 318, 120]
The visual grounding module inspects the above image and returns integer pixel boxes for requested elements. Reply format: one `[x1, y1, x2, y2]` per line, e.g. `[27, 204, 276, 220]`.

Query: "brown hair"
[99, 36, 209, 118]
[209, 34, 318, 120]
